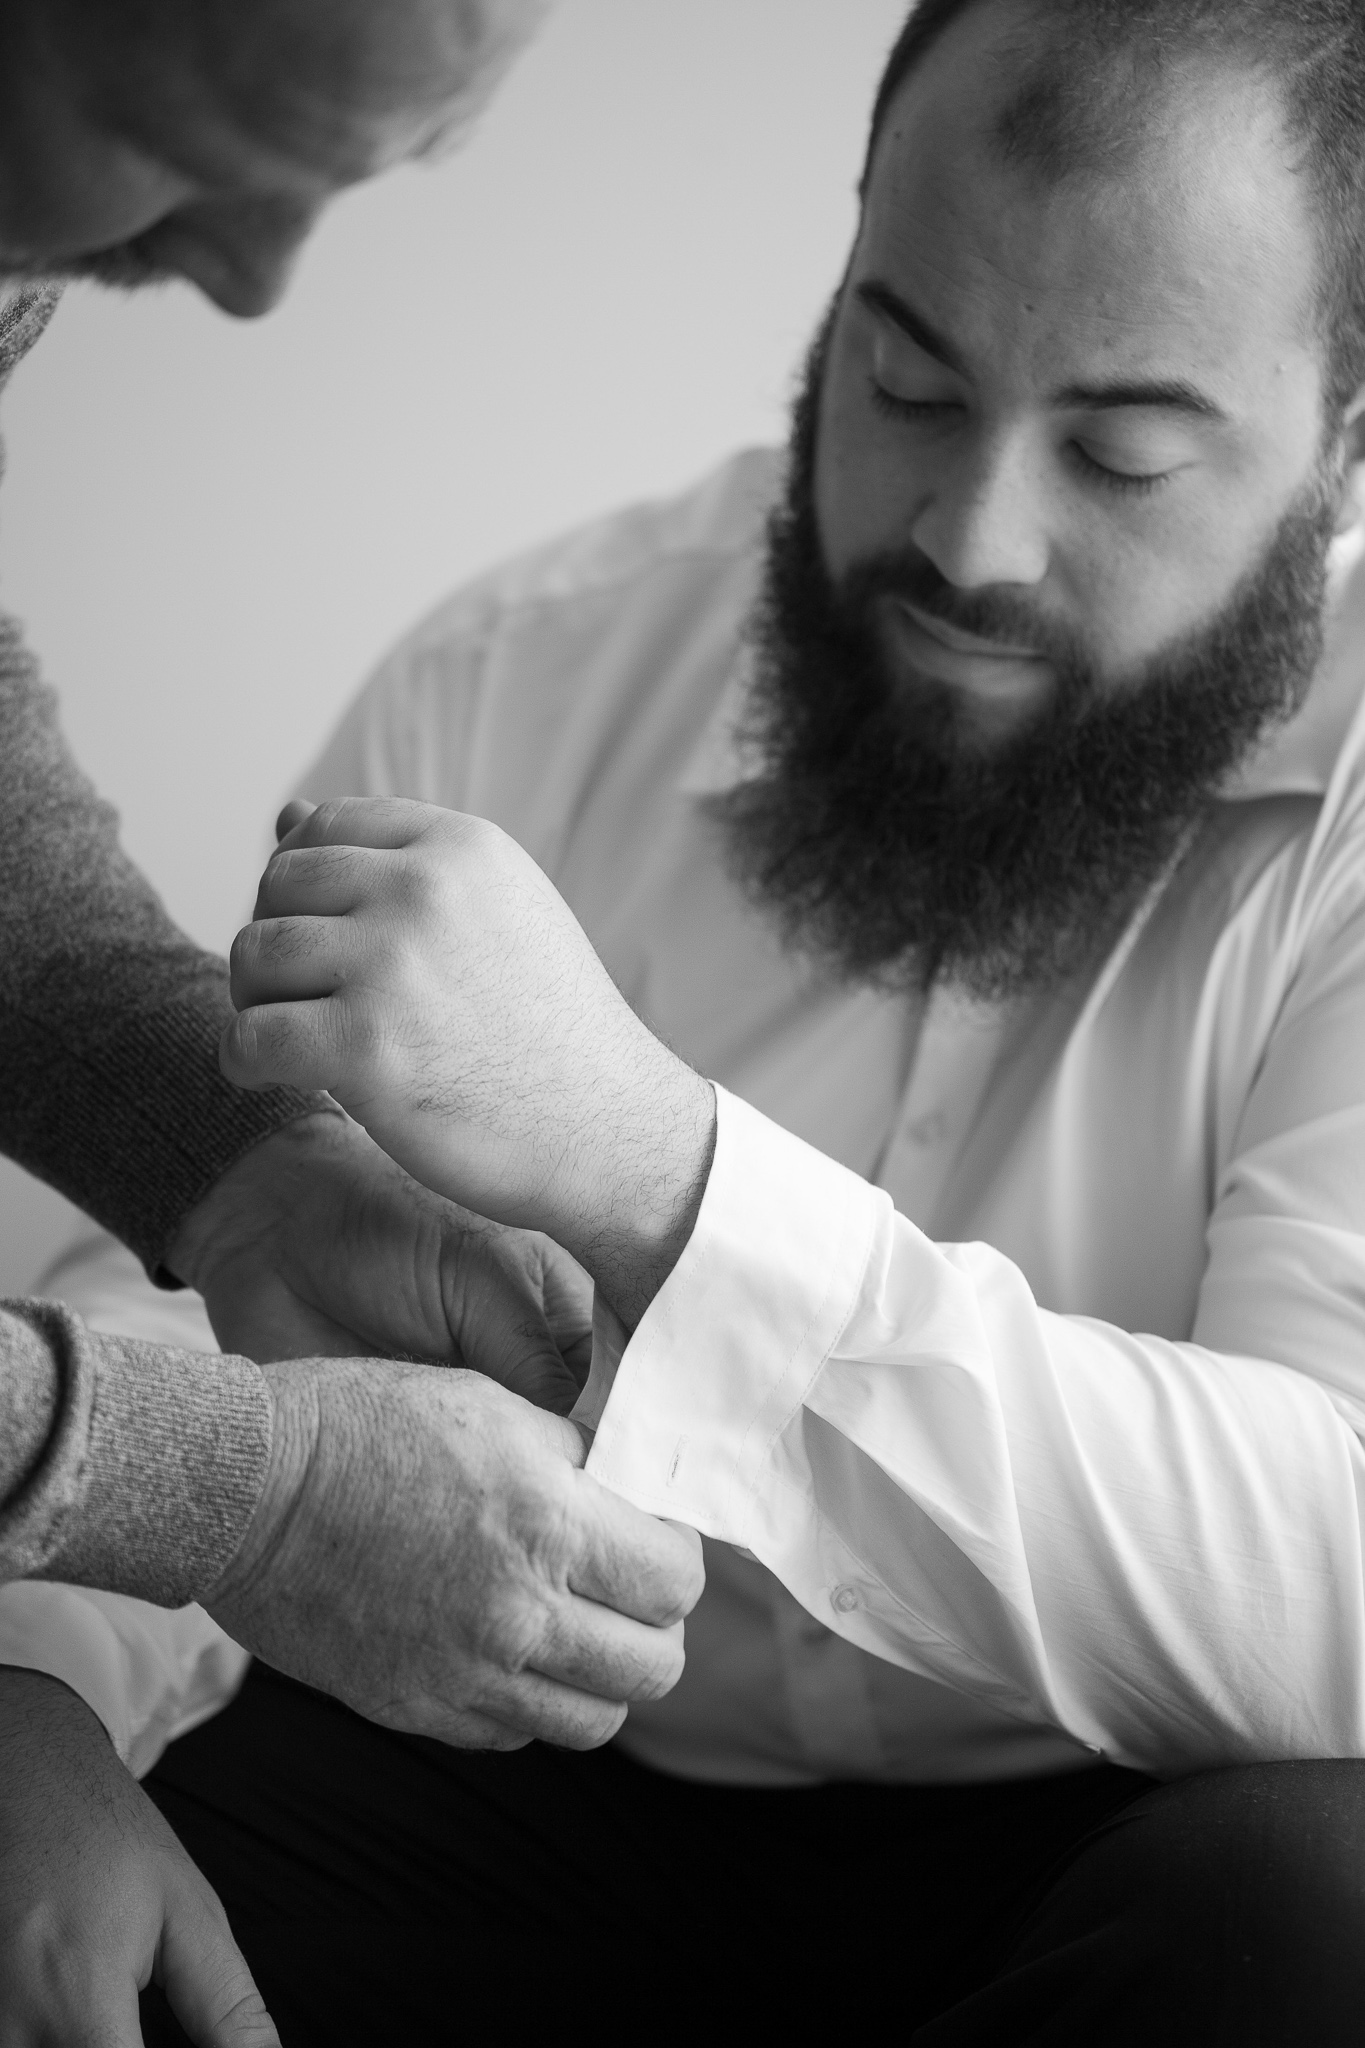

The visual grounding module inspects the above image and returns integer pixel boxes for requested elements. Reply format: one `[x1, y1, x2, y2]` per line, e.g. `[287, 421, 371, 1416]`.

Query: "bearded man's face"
[718, 3, 1354, 996]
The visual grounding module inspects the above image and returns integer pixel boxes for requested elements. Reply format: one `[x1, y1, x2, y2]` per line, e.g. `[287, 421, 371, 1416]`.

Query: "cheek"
[1064, 492, 1281, 680]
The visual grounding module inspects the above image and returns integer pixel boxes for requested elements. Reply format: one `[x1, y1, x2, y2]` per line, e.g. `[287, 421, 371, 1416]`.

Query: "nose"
[911, 427, 1050, 590]
[139, 194, 323, 317]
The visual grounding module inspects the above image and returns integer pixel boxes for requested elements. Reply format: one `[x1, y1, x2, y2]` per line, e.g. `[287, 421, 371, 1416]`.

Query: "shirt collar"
[678, 525, 1365, 807]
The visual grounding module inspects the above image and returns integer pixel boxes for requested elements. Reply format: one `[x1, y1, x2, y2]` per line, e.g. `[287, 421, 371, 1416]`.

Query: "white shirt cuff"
[584, 1084, 884, 1539]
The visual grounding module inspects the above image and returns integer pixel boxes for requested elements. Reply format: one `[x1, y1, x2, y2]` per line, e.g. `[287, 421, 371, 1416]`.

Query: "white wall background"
[0, 0, 908, 1293]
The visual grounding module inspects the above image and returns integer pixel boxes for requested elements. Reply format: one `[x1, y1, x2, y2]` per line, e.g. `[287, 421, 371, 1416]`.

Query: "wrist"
[165, 1104, 350, 1293]
[201, 1357, 319, 1629]
[566, 1059, 716, 1330]
[0, 1665, 111, 1748]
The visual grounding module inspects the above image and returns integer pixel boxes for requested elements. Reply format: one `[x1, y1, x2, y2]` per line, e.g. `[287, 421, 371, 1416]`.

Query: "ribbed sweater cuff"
[0, 1300, 270, 1607]
[0, 985, 322, 1280]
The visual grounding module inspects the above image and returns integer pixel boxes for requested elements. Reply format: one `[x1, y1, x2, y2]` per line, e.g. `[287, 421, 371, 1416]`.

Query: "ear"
[1333, 386, 1365, 537]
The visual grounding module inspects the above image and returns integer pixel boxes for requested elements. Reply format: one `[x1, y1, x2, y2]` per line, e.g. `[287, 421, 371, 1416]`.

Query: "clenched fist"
[207, 1360, 704, 1750]
[222, 798, 716, 1326]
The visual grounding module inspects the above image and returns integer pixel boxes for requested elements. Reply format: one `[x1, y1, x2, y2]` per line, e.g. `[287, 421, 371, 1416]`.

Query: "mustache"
[837, 549, 1088, 674]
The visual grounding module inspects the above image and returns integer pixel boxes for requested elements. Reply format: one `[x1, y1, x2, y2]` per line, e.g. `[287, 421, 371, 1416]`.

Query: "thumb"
[495, 1337, 584, 1417]
[275, 796, 316, 842]
[466, 1302, 584, 1416]
[157, 1881, 280, 2047]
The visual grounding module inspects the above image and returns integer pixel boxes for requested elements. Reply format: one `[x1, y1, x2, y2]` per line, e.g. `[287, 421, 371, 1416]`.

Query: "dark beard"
[713, 312, 1340, 999]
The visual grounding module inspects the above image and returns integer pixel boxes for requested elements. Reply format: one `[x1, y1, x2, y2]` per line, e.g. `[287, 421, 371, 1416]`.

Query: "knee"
[1056, 1760, 1365, 2029]
[1135, 1759, 1365, 1932]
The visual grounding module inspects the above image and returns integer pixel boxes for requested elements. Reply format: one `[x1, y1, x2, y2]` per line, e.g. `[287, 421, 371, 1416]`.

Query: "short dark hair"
[863, 0, 1365, 419]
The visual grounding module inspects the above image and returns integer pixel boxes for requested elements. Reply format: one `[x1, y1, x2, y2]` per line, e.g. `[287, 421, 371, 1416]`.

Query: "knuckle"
[629, 1626, 686, 1702]
[659, 1532, 706, 1621]
[309, 798, 350, 840]
[333, 992, 390, 1078]
[558, 1699, 627, 1752]
[268, 917, 319, 967]
[395, 851, 445, 920]
[257, 845, 292, 904]
[309, 843, 359, 893]
[476, 1604, 544, 1681]
[222, 1009, 262, 1074]
[228, 921, 263, 985]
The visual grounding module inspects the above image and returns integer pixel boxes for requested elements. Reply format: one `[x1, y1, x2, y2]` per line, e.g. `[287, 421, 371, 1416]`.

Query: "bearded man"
[214, 0, 1365, 2039]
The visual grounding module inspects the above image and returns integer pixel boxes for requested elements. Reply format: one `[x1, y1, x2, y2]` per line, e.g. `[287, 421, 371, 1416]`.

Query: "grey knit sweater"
[0, 284, 315, 1603]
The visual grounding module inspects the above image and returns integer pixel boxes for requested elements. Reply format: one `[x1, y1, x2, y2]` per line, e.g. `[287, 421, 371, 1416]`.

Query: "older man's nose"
[143, 194, 323, 317]
[911, 431, 1051, 591]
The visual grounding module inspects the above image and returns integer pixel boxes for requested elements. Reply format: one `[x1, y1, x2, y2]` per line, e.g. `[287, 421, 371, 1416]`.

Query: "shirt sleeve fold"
[587, 1087, 1365, 1775]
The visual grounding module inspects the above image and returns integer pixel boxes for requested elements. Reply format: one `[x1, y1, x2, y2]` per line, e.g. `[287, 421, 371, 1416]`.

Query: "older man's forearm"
[0, 1301, 270, 1604]
[0, 614, 320, 1280]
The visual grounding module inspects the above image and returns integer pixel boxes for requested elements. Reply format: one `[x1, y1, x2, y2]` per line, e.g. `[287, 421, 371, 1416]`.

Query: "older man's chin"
[0, 238, 174, 293]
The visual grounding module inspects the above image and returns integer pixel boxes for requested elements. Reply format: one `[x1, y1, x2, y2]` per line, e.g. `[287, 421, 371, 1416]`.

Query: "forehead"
[86, 0, 534, 191]
[860, 10, 1321, 418]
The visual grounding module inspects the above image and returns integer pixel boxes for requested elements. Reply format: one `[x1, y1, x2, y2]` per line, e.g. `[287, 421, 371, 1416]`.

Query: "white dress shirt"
[14, 446, 1365, 1787]
[297, 449, 1365, 1784]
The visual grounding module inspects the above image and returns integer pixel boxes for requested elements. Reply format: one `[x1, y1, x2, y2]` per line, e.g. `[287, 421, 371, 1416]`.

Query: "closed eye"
[869, 369, 1181, 497]
[1067, 441, 1173, 497]
[869, 378, 962, 424]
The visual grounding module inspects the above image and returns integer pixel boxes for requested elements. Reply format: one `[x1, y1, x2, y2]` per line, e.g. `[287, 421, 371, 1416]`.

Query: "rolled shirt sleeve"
[586, 1087, 1365, 1777]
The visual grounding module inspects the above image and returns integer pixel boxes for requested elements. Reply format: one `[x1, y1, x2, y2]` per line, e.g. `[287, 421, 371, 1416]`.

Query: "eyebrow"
[1050, 375, 1228, 421]
[856, 277, 1229, 424]
[857, 278, 967, 375]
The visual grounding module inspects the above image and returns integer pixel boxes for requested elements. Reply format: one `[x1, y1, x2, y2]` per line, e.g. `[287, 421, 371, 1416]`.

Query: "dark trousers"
[139, 1660, 1365, 2045]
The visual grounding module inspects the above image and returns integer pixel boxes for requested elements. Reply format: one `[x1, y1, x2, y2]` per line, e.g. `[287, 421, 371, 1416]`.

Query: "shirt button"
[831, 1583, 861, 1615]
[905, 1112, 947, 1147]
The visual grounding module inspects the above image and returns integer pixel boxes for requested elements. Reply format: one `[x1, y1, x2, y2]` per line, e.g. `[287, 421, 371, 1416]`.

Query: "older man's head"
[723, 0, 1365, 995]
[0, 0, 548, 314]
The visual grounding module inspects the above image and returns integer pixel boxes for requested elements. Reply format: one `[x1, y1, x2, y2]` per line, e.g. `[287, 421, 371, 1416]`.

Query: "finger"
[228, 915, 353, 1008]
[455, 1295, 584, 1416]
[471, 1666, 629, 1751]
[220, 998, 343, 1093]
[157, 1883, 280, 2047]
[369, 1697, 534, 1750]
[276, 795, 441, 855]
[375, 1663, 624, 1752]
[566, 1480, 706, 1627]
[537, 1242, 595, 1387]
[535, 1603, 687, 1704]
[489, 1341, 582, 1417]
[253, 842, 388, 920]
[275, 797, 316, 841]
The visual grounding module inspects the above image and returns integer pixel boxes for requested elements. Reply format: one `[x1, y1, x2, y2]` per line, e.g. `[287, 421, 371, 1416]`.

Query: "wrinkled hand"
[221, 799, 716, 1326]
[204, 1359, 704, 1749]
[0, 1670, 276, 2048]
[168, 1105, 592, 1413]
